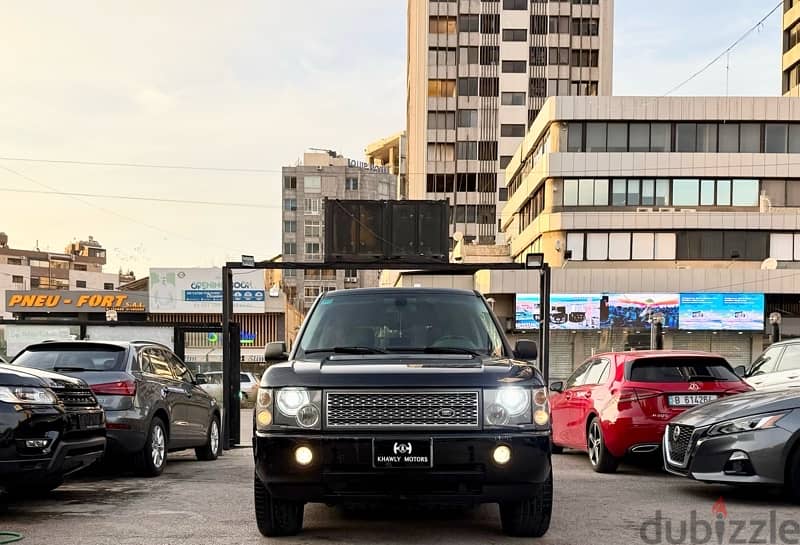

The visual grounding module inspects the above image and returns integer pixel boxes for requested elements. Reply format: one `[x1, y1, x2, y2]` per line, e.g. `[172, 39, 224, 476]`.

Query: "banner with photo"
[601, 293, 680, 330]
[515, 293, 602, 330]
[679, 293, 765, 331]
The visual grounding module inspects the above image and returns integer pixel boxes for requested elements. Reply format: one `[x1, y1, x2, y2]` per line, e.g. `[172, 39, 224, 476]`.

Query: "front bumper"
[663, 426, 790, 485]
[254, 432, 552, 504]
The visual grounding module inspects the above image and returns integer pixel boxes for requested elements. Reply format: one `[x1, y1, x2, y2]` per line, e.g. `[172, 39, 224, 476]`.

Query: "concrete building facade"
[281, 151, 397, 311]
[406, 0, 614, 247]
[784, 0, 800, 96]
[365, 131, 408, 199]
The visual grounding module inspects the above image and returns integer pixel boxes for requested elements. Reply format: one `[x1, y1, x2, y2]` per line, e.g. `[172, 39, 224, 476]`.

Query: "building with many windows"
[281, 150, 396, 310]
[406, 0, 614, 247]
[784, 0, 800, 96]
[365, 131, 408, 199]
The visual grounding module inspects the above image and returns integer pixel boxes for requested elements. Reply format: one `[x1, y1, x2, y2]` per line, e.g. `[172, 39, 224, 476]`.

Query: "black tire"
[499, 471, 553, 537]
[587, 417, 618, 474]
[786, 444, 800, 503]
[196, 415, 221, 461]
[136, 416, 167, 477]
[254, 472, 304, 537]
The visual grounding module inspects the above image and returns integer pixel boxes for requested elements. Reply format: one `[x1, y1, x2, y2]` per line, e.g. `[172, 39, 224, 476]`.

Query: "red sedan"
[549, 350, 753, 473]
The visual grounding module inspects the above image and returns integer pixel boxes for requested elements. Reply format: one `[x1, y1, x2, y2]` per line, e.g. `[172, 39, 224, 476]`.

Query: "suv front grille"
[665, 424, 695, 467]
[54, 388, 98, 409]
[325, 390, 480, 430]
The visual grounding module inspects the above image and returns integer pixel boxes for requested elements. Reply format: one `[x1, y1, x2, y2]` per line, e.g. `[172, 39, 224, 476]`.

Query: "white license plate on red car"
[668, 394, 718, 407]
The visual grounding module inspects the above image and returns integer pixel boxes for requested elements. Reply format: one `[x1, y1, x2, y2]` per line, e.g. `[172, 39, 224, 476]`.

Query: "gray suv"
[12, 340, 221, 476]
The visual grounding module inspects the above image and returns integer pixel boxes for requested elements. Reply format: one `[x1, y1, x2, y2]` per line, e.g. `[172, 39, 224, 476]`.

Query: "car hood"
[0, 364, 88, 389]
[262, 354, 543, 389]
[672, 386, 800, 427]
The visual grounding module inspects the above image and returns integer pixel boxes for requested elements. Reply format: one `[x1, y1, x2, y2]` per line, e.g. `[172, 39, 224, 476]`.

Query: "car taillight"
[617, 387, 662, 406]
[91, 380, 136, 396]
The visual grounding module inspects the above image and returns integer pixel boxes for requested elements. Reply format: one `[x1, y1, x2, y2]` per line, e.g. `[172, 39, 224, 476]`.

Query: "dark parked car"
[0, 363, 105, 494]
[253, 288, 552, 538]
[12, 341, 221, 476]
[664, 386, 800, 502]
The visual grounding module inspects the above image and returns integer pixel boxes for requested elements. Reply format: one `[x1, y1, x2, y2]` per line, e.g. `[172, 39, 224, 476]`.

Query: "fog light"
[723, 450, 754, 476]
[256, 410, 273, 428]
[25, 439, 49, 449]
[294, 446, 313, 466]
[534, 409, 550, 426]
[493, 445, 512, 465]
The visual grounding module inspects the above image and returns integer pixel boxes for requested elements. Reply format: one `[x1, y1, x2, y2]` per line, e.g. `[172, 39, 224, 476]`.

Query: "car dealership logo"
[393, 442, 412, 455]
[688, 382, 701, 391]
[640, 497, 800, 544]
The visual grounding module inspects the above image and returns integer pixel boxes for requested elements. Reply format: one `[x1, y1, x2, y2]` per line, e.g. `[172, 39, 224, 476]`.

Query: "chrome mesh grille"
[54, 388, 98, 409]
[666, 424, 694, 467]
[325, 390, 480, 429]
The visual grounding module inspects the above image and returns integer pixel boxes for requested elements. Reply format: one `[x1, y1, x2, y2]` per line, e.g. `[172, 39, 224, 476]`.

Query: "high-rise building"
[783, 0, 800, 96]
[281, 150, 396, 310]
[406, 0, 614, 246]
[365, 131, 408, 199]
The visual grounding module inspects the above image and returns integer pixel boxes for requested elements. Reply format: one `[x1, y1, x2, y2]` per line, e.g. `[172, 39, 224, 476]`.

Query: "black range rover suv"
[253, 288, 552, 537]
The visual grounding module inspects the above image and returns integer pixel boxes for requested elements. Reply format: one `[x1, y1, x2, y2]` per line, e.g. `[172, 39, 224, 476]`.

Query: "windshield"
[297, 292, 505, 359]
[628, 357, 740, 382]
[14, 345, 127, 372]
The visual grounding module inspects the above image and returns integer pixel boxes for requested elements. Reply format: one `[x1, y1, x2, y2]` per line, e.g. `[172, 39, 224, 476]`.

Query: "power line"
[0, 187, 279, 209]
[662, 1, 783, 96]
[0, 156, 280, 174]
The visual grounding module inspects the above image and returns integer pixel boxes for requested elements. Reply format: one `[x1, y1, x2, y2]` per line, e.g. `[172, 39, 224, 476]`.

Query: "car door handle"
[162, 386, 185, 396]
[565, 392, 573, 400]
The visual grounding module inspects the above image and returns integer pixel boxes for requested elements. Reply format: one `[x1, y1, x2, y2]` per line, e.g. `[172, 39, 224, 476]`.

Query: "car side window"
[749, 346, 783, 376]
[240, 373, 250, 383]
[139, 350, 153, 374]
[146, 349, 176, 379]
[777, 344, 800, 372]
[584, 359, 611, 386]
[166, 352, 194, 383]
[565, 361, 592, 389]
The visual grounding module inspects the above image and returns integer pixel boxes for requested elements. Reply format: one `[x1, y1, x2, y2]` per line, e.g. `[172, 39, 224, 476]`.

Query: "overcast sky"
[0, 0, 783, 277]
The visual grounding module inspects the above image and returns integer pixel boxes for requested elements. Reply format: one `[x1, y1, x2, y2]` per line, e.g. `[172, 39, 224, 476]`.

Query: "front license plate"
[668, 394, 718, 407]
[373, 439, 433, 469]
[75, 412, 104, 429]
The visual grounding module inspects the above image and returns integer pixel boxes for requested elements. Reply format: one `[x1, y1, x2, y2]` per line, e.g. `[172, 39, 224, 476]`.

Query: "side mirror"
[514, 339, 538, 361]
[195, 373, 208, 385]
[265, 341, 288, 361]
[733, 365, 747, 378]
[550, 381, 564, 393]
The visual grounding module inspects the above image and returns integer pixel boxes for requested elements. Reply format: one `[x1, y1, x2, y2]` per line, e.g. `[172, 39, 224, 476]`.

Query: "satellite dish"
[761, 258, 778, 270]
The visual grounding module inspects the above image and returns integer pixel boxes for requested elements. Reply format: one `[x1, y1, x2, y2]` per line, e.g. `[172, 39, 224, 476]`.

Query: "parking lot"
[1, 415, 797, 545]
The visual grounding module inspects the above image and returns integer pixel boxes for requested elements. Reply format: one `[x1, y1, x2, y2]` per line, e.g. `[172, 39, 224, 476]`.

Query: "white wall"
[69, 270, 119, 290]
[0, 264, 30, 318]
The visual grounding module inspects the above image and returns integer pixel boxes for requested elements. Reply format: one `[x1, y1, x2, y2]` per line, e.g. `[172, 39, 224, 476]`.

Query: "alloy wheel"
[210, 420, 220, 454]
[588, 422, 601, 466]
[152, 424, 166, 468]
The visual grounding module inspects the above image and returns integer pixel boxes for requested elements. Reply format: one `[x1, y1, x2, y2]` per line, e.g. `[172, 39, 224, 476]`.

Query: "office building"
[406, 0, 614, 246]
[281, 150, 397, 310]
[784, 0, 800, 96]
[365, 131, 408, 199]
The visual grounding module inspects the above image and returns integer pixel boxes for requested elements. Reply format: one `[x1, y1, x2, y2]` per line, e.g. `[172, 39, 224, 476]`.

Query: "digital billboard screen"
[678, 293, 765, 331]
[515, 294, 602, 330]
[602, 293, 680, 330]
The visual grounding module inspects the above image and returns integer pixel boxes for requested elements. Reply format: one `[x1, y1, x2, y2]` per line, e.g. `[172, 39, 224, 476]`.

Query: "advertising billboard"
[5, 290, 147, 314]
[602, 294, 680, 330]
[679, 293, 765, 331]
[515, 294, 602, 330]
[149, 268, 265, 314]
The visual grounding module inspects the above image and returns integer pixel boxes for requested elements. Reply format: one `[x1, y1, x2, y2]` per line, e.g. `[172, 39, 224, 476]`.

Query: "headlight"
[0, 386, 58, 405]
[483, 386, 550, 428]
[259, 388, 322, 430]
[707, 412, 787, 437]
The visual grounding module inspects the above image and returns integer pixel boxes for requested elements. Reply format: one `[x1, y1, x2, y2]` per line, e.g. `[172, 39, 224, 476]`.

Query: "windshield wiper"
[304, 346, 386, 355]
[387, 346, 483, 357]
[52, 366, 91, 372]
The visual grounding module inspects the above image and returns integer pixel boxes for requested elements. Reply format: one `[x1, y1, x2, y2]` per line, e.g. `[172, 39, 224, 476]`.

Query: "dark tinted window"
[629, 357, 740, 382]
[14, 344, 126, 372]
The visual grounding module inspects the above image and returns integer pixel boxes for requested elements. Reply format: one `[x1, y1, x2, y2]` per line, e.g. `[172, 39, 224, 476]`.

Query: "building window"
[458, 77, 479, 96]
[459, 46, 479, 65]
[479, 77, 499, 96]
[498, 187, 509, 201]
[283, 242, 296, 255]
[304, 220, 321, 238]
[73, 263, 87, 271]
[427, 143, 455, 161]
[765, 123, 789, 153]
[502, 28, 527, 41]
[529, 78, 546, 97]
[566, 233, 584, 261]
[548, 16, 569, 34]
[429, 16, 457, 34]
[501, 92, 526, 106]
[428, 111, 456, 129]
[499, 155, 513, 169]
[283, 176, 297, 189]
[304, 176, 321, 192]
[30, 277, 40, 288]
[428, 79, 456, 97]
[284, 220, 296, 233]
[503, 0, 527, 9]
[457, 109, 478, 127]
[585, 233, 609, 261]
[304, 198, 321, 214]
[563, 179, 608, 206]
[345, 177, 359, 190]
[480, 45, 500, 65]
[459, 14, 480, 32]
[75, 280, 87, 288]
[608, 233, 631, 260]
[585, 123, 607, 152]
[103, 282, 114, 290]
[501, 124, 526, 137]
[305, 242, 321, 259]
[7, 257, 23, 266]
[572, 17, 599, 36]
[11, 275, 23, 283]
[478, 141, 498, 161]
[531, 15, 548, 34]
[606, 123, 628, 152]
[530, 47, 546, 66]
[651, 123, 672, 152]
[480, 14, 500, 34]
[456, 141, 478, 160]
[428, 47, 456, 65]
[502, 60, 527, 73]
[283, 198, 297, 211]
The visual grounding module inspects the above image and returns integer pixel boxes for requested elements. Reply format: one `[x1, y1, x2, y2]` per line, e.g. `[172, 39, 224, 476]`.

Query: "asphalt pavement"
[1, 424, 798, 545]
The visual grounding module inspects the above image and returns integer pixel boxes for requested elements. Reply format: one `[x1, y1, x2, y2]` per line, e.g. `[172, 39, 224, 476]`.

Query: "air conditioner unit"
[636, 207, 654, 213]
[658, 207, 676, 212]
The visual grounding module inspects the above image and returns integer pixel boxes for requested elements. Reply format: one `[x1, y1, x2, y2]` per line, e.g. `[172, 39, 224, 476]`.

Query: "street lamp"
[524, 253, 551, 385]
